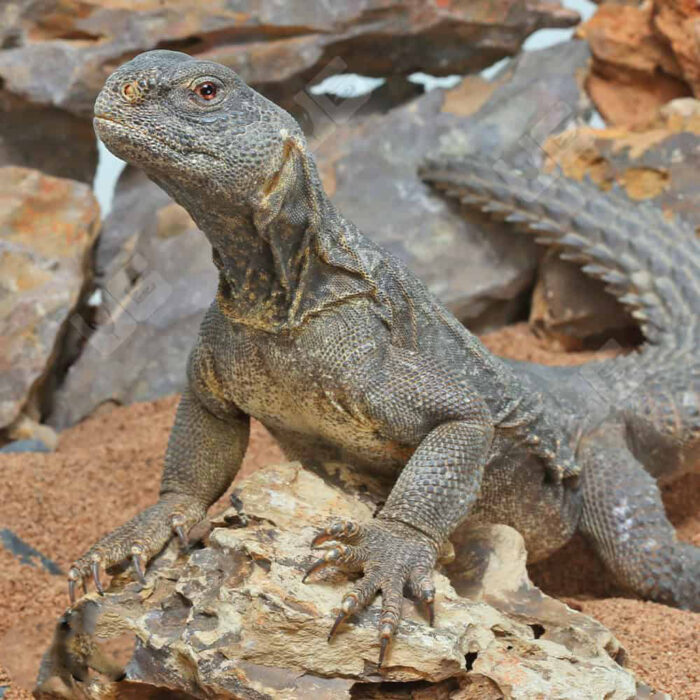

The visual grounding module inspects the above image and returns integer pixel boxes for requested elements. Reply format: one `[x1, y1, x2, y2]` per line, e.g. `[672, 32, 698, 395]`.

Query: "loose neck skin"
[152, 138, 374, 334]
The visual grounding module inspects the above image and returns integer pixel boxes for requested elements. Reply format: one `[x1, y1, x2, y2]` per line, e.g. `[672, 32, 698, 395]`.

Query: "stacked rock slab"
[0, 1, 579, 116]
[578, 1, 700, 126]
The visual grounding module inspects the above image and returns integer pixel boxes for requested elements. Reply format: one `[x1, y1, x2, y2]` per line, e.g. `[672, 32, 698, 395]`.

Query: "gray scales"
[67, 51, 699, 667]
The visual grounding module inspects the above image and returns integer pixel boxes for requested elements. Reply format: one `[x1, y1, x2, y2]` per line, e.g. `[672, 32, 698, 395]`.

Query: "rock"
[529, 251, 637, 348]
[543, 101, 700, 227]
[577, 1, 699, 127]
[0, 0, 579, 117]
[318, 40, 593, 330]
[48, 167, 219, 430]
[0, 528, 62, 575]
[37, 462, 650, 699]
[5, 413, 58, 449]
[653, 0, 700, 97]
[0, 167, 99, 433]
[0, 438, 51, 453]
[0, 89, 97, 183]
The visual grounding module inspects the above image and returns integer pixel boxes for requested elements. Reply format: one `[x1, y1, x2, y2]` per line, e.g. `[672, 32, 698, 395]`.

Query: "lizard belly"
[223, 341, 413, 470]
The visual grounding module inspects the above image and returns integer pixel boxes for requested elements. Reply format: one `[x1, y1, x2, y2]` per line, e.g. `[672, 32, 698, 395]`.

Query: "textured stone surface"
[318, 40, 593, 329]
[578, 1, 699, 126]
[0, 167, 99, 432]
[0, 0, 579, 116]
[37, 462, 647, 699]
[543, 98, 700, 226]
[48, 167, 218, 430]
[0, 90, 97, 183]
[530, 251, 636, 347]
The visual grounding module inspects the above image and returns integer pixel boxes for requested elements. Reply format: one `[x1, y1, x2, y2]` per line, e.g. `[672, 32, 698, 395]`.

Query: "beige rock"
[0, 167, 99, 432]
[543, 106, 700, 227]
[37, 463, 652, 699]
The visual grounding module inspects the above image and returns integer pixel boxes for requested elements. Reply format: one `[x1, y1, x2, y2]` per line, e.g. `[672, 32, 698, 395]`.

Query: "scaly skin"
[67, 51, 699, 667]
[420, 158, 700, 608]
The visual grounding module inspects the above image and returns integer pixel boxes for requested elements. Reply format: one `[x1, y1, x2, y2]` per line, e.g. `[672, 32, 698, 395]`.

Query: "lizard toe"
[305, 517, 440, 666]
[68, 496, 206, 602]
[303, 543, 366, 582]
[311, 519, 363, 547]
[407, 566, 436, 626]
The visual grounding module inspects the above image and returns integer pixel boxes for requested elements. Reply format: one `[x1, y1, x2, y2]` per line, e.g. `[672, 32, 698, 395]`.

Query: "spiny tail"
[420, 157, 700, 357]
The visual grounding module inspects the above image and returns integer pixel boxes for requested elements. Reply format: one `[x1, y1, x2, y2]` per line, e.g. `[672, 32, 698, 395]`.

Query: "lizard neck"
[160, 139, 383, 333]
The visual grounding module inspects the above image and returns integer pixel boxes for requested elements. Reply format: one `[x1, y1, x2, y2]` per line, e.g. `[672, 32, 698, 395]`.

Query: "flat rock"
[318, 40, 593, 329]
[0, 0, 578, 116]
[0, 166, 99, 432]
[0, 438, 51, 453]
[36, 462, 650, 700]
[0, 89, 97, 183]
[48, 167, 218, 430]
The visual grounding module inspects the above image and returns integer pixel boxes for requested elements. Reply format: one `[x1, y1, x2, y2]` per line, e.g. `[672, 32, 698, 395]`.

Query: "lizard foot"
[304, 518, 439, 666]
[68, 494, 206, 603]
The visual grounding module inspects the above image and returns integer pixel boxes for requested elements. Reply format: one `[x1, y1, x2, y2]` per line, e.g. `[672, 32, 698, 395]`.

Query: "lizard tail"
[419, 157, 700, 358]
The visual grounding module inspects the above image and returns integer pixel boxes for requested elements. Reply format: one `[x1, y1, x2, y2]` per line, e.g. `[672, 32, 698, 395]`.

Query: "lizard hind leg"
[579, 430, 700, 610]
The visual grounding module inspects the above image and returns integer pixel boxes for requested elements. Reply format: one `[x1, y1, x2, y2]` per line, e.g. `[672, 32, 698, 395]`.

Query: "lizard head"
[93, 50, 305, 218]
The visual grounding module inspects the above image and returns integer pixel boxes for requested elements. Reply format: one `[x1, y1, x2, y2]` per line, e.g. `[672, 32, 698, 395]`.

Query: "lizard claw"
[131, 551, 147, 585]
[90, 558, 104, 596]
[302, 544, 360, 582]
[68, 568, 81, 604]
[378, 626, 392, 667]
[174, 524, 188, 549]
[426, 598, 435, 627]
[171, 514, 189, 549]
[306, 518, 439, 666]
[327, 592, 362, 641]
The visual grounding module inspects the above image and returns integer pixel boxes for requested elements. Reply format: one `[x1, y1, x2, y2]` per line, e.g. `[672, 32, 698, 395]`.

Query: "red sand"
[1, 323, 697, 697]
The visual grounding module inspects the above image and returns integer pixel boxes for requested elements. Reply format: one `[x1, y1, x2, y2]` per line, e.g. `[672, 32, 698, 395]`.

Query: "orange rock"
[578, 2, 691, 126]
[654, 0, 700, 94]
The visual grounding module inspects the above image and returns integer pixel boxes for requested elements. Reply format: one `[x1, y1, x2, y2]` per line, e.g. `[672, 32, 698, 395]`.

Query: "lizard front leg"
[306, 353, 494, 664]
[68, 383, 249, 600]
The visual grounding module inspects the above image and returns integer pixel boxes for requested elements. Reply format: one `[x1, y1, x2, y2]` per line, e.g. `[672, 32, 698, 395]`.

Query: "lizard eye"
[193, 81, 218, 101]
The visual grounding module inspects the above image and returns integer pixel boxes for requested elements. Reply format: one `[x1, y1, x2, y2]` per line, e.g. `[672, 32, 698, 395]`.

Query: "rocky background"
[0, 0, 698, 698]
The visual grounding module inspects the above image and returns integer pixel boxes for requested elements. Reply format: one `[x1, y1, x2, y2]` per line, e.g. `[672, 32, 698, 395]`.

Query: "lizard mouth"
[94, 115, 217, 161]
